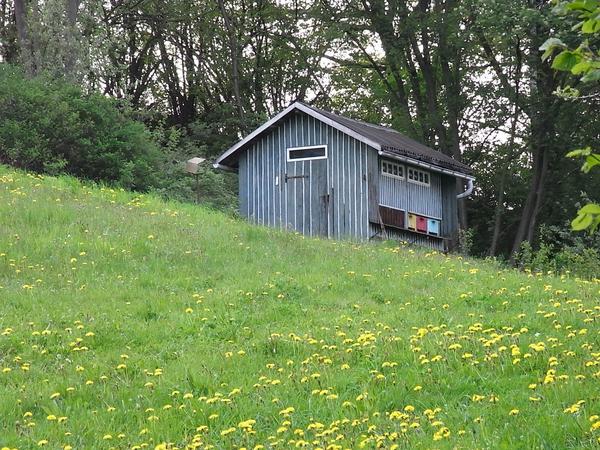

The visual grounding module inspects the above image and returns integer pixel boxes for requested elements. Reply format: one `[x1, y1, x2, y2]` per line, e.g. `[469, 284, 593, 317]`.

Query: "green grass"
[0, 166, 599, 450]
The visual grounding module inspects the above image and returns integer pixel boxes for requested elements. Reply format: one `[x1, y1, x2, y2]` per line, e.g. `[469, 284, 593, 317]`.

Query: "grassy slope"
[0, 166, 599, 450]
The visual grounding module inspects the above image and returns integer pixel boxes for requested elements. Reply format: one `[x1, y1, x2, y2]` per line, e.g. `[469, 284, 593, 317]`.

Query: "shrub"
[0, 64, 160, 190]
[147, 120, 239, 213]
[514, 224, 600, 279]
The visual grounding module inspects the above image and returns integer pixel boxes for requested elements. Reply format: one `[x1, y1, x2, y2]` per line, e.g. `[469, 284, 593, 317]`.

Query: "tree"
[542, 0, 600, 233]
[11, 0, 83, 79]
[313, 0, 474, 239]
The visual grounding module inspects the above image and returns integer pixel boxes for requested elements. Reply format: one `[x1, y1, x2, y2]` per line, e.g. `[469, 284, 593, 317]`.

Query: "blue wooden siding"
[378, 158, 443, 220]
[370, 157, 455, 248]
[238, 111, 370, 240]
[237, 110, 458, 246]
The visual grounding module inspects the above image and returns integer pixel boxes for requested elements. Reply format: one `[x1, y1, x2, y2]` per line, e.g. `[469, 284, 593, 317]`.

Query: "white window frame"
[381, 159, 405, 180]
[286, 145, 327, 162]
[406, 167, 431, 187]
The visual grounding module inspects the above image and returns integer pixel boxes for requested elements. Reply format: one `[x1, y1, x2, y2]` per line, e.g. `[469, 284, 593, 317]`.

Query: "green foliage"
[566, 147, 600, 173]
[457, 227, 475, 256]
[542, 0, 600, 234]
[514, 223, 600, 278]
[153, 158, 239, 214]
[144, 117, 239, 212]
[551, 50, 582, 71]
[4, 0, 599, 259]
[565, 149, 600, 232]
[571, 203, 600, 232]
[514, 241, 600, 279]
[0, 65, 160, 190]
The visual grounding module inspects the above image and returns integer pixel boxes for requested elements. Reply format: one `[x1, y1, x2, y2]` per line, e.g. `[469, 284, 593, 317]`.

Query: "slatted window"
[407, 167, 430, 186]
[287, 145, 327, 161]
[381, 160, 404, 180]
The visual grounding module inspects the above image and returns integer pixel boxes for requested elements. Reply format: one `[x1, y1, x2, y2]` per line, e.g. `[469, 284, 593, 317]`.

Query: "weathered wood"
[378, 156, 443, 219]
[379, 205, 405, 229]
[237, 109, 458, 246]
[367, 148, 380, 224]
[441, 175, 458, 246]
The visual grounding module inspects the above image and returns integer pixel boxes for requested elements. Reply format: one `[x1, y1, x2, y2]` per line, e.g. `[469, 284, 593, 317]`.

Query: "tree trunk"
[63, 0, 80, 77]
[526, 148, 549, 242]
[368, 5, 418, 138]
[13, 0, 35, 76]
[1, 0, 18, 62]
[489, 93, 521, 256]
[216, 0, 244, 121]
[409, 33, 448, 150]
[488, 174, 506, 256]
[510, 95, 554, 259]
[439, 0, 467, 230]
[510, 5, 555, 261]
[511, 147, 546, 258]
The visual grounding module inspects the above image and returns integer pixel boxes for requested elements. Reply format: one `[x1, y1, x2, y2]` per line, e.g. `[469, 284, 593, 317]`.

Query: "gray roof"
[301, 103, 472, 174]
[215, 102, 472, 176]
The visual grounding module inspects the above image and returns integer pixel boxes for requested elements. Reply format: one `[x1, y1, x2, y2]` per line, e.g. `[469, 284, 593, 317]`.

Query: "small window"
[287, 145, 327, 161]
[407, 167, 430, 186]
[381, 160, 404, 180]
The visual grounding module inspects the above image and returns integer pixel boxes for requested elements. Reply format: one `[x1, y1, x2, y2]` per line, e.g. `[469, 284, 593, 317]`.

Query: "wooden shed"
[214, 102, 474, 250]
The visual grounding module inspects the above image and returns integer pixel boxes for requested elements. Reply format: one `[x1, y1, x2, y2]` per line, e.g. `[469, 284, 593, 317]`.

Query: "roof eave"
[214, 101, 384, 168]
[214, 102, 298, 167]
[212, 162, 238, 173]
[214, 102, 474, 180]
[378, 150, 475, 181]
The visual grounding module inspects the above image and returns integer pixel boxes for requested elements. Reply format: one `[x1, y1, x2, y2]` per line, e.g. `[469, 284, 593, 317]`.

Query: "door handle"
[284, 174, 309, 182]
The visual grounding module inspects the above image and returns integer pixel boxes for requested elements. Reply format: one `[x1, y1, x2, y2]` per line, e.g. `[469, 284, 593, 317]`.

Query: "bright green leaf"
[581, 18, 600, 32]
[572, 213, 593, 230]
[591, 216, 600, 233]
[551, 51, 581, 71]
[539, 37, 565, 51]
[571, 60, 592, 74]
[542, 47, 555, 62]
[581, 68, 600, 82]
[566, 147, 592, 158]
[540, 37, 566, 61]
[566, 0, 599, 12]
[578, 203, 600, 215]
[582, 154, 600, 172]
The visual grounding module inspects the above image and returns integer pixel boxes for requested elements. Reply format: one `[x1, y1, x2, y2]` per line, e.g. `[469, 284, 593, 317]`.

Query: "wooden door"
[285, 158, 330, 237]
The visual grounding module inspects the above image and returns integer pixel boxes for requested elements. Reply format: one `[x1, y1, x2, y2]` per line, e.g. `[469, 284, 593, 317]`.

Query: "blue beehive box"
[427, 219, 440, 236]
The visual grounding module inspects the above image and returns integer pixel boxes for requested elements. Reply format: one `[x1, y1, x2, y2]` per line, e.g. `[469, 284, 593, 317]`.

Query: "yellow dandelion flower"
[221, 427, 236, 436]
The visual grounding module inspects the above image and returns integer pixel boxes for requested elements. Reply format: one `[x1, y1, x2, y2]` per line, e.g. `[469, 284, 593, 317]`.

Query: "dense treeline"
[0, 0, 598, 267]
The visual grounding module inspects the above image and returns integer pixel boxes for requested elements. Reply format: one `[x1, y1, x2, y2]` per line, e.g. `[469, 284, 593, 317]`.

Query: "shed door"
[285, 147, 329, 237]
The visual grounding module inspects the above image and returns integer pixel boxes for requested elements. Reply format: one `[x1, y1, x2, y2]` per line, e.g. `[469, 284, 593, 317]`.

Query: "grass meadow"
[0, 166, 599, 449]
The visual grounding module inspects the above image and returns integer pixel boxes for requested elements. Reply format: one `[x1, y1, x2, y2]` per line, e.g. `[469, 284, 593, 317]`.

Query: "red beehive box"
[416, 216, 427, 232]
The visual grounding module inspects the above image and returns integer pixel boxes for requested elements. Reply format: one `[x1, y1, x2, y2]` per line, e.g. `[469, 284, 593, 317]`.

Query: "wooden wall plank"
[237, 109, 458, 244]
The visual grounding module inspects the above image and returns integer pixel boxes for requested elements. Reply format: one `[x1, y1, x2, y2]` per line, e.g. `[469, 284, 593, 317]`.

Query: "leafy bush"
[148, 120, 239, 213]
[514, 224, 600, 279]
[0, 64, 160, 190]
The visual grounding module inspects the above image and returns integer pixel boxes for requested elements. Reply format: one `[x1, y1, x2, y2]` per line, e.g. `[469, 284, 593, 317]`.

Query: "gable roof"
[214, 102, 473, 179]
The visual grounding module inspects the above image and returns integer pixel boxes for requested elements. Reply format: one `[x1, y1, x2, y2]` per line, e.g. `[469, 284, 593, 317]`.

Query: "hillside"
[0, 166, 599, 449]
